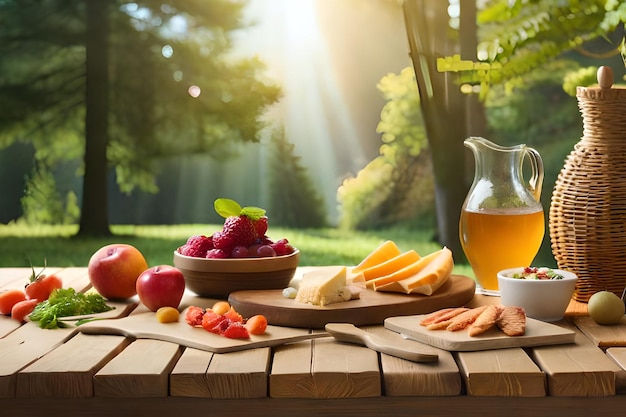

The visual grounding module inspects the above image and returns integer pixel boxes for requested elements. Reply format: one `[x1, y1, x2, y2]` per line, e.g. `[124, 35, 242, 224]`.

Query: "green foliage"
[338, 67, 434, 230]
[29, 287, 113, 329]
[266, 126, 328, 228]
[438, 0, 626, 98]
[21, 164, 80, 225]
[0, 0, 281, 224]
[562, 66, 603, 96]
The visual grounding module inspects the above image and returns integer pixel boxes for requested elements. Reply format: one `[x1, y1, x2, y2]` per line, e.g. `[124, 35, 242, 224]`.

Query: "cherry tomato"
[25, 273, 62, 302]
[212, 301, 230, 315]
[11, 299, 39, 322]
[245, 315, 268, 335]
[0, 289, 27, 315]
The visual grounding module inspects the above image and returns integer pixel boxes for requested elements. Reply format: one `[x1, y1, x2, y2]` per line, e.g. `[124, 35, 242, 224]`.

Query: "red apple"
[88, 244, 148, 300]
[136, 265, 185, 312]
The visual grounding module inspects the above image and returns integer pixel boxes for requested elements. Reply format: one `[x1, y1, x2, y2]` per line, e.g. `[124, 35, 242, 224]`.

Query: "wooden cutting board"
[76, 307, 329, 353]
[384, 314, 576, 351]
[574, 316, 626, 347]
[228, 274, 476, 328]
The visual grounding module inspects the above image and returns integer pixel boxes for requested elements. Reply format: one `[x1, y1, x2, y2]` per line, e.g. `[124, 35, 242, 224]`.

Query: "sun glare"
[235, 0, 366, 221]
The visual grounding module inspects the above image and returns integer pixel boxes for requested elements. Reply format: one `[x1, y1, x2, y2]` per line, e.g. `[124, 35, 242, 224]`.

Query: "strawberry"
[254, 216, 268, 237]
[213, 216, 257, 252]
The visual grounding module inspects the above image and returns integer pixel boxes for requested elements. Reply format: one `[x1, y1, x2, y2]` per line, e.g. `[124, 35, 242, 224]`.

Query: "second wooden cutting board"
[228, 274, 476, 328]
[384, 314, 576, 351]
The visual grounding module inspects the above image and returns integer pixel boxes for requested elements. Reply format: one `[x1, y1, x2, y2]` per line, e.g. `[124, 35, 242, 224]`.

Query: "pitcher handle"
[525, 147, 544, 202]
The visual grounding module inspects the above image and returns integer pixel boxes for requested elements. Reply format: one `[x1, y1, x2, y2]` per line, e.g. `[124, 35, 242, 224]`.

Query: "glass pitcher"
[459, 137, 545, 292]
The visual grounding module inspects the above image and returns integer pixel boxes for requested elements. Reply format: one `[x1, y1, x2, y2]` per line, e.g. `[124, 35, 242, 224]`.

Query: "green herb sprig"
[29, 288, 113, 329]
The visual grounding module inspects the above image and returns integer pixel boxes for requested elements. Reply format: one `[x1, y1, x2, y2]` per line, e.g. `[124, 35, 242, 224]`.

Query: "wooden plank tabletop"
[1, 267, 626, 416]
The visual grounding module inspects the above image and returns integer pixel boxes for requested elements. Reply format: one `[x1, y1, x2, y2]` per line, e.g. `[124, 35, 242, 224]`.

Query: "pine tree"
[267, 126, 327, 228]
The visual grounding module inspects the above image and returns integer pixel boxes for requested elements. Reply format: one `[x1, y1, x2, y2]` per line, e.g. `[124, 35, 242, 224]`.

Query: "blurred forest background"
[1, 0, 625, 266]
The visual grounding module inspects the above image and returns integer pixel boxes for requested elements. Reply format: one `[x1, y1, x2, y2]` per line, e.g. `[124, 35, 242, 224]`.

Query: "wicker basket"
[549, 67, 626, 302]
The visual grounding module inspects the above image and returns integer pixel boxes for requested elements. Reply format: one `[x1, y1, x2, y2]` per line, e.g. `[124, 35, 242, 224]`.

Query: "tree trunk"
[403, 0, 484, 261]
[78, 0, 111, 236]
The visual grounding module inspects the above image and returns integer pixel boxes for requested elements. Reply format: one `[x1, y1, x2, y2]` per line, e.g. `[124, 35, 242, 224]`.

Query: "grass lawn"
[0, 223, 475, 278]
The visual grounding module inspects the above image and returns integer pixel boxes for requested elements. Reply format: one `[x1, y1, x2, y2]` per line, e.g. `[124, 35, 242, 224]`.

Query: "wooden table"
[2, 267, 626, 417]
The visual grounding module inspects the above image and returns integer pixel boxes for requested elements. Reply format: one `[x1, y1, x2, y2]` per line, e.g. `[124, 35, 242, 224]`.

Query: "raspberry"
[206, 248, 229, 259]
[211, 231, 233, 252]
[271, 238, 294, 256]
[179, 235, 214, 258]
[213, 216, 257, 252]
[254, 216, 268, 237]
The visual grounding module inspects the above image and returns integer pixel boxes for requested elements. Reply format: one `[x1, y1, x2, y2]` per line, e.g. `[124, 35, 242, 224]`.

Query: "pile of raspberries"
[178, 214, 295, 259]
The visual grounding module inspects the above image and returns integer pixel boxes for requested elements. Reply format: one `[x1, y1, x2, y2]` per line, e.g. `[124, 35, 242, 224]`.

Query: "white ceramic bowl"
[497, 267, 578, 322]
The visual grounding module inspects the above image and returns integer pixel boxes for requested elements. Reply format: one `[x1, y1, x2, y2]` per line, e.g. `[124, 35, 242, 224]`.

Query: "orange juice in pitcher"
[460, 208, 544, 291]
[459, 137, 545, 292]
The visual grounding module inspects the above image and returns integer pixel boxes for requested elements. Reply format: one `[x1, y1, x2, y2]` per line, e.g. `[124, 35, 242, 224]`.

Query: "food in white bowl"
[497, 267, 577, 322]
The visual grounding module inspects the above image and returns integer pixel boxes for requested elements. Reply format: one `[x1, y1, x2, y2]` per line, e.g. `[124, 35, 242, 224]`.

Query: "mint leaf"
[241, 206, 266, 221]
[214, 198, 266, 220]
[214, 198, 242, 218]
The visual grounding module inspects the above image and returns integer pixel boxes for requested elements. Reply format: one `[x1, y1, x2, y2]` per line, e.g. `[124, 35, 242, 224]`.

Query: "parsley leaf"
[29, 288, 113, 329]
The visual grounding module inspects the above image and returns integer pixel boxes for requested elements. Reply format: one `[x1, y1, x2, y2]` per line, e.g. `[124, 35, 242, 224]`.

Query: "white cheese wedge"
[295, 265, 351, 306]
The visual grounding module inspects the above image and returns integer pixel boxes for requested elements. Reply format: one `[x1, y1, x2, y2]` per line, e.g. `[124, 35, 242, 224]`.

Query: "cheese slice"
[360, 250, 421, 283]
[352, 240, 402, 273]
[295, 266, 350, 306]
[374, 247, 453, 295]
[365, 249, 440, 289]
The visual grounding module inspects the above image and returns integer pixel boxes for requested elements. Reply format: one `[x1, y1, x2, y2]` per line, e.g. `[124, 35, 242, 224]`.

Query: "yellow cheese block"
[360, 250, 421, 283]
[295, 265, 350, 306]
[352, 240, 402, 273]
[374, 247, 453, 295]
[364, 249, 439, 289]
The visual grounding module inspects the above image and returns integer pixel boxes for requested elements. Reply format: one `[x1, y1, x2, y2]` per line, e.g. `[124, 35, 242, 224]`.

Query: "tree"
[402, 0, 485, 259]
[267, 125, 327, 229]
[0, 0, 281, 235]
[437, 1, 626, 97]
[402, 0, 626, 258]
[338, 67, 435, 231]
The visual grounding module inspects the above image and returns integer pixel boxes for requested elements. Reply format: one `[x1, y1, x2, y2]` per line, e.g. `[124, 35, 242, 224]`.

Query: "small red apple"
[136, 265, 185, 312]
[88, 244, 148, 300]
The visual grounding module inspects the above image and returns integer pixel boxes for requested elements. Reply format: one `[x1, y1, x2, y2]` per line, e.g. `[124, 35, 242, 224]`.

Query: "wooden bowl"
[173, 249, 300, 298]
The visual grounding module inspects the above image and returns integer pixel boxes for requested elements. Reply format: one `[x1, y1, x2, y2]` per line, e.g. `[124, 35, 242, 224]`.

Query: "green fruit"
[588, 291, 625, 325]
